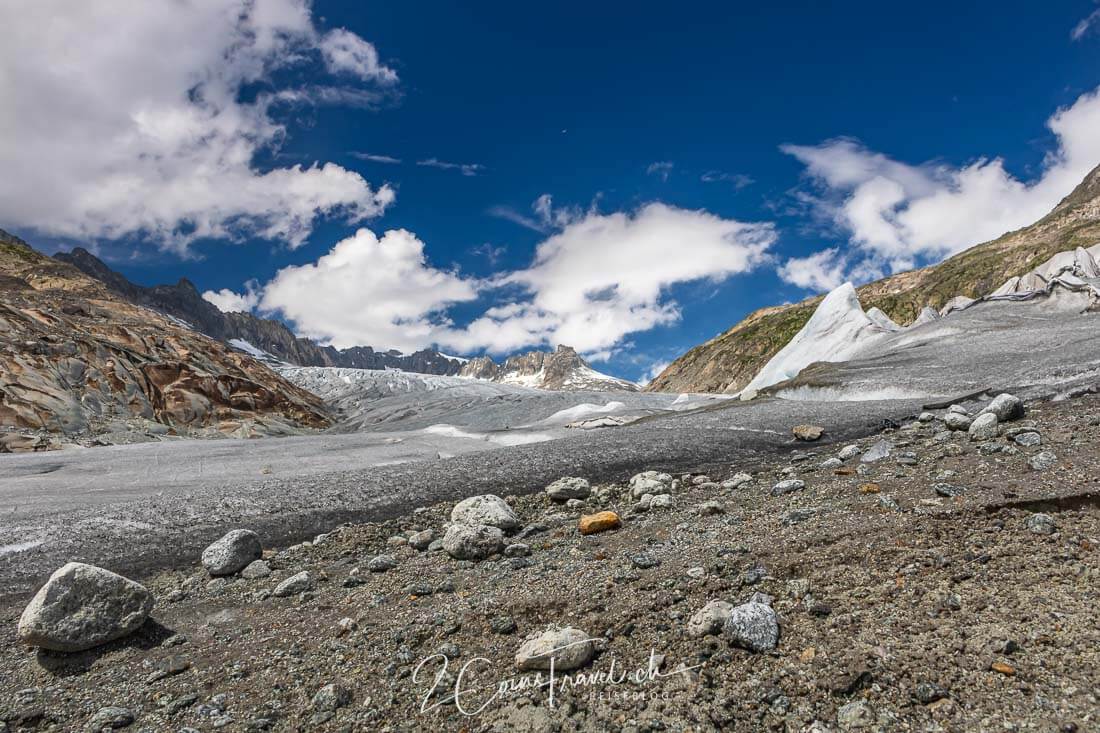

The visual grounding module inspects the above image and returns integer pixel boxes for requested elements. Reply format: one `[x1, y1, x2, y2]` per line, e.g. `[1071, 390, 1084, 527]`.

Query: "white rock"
[442, 523, 504, 560]
[629, 471, 673, 498]
[18, 563, 154, 652]
[944, 412, 973, 431]
[514, 626, 595, 671]
[721, 473, 753, 489]
[722, 601, 779, 652]
[979, 393, 1024, 422]
[273, 571, 313, 597]
[837, 445, 861, 461]
[771, 479, 805, 496]
[650, 494, 674, 509]
[451, 495, 520, 530]
[201, 529, 262, 577]
[968, 412, 999, 441]
[545, 477, 591, 501]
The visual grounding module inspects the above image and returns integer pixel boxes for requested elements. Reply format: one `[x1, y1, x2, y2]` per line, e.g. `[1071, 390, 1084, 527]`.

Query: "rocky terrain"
[647, 162, 1100, 394]
[0, 230, 329, 444]
[54, 247, 467, 377]
[460, 345, 639, 392]
[2, 388, 1099, 731]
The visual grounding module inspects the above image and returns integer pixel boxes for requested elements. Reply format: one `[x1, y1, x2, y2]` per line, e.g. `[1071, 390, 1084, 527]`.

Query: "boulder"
[240, 560, 271, 579]
[545, 477, 591, 502]
[968, 413, 999, 442]
[687, 600, 734, 638]
[944, 412, 972, 431]
[273, 571, 313, 597]
[201, 529, 262, 576]
[442, 524, 504, 560]
[771, 479, 805, 496]
[860, 440, 892, 462]
[450, 495, 520, 530]
[980, 393, 1024, 422]
[792, 424, 824, 441]
[18, 562, 154, 652]
[515, 626, 594, 671]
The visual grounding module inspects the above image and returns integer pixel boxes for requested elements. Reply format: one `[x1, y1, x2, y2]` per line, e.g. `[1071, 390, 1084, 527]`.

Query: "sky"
[1, 1, 1099, 383]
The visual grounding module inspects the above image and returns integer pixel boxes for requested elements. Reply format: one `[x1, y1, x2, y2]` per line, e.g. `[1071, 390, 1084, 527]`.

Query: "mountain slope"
[0, 230, 329, 440]
[459, 345, 639, 392]
[647, 162, 1100, 394]
[54, 248, 467, 376]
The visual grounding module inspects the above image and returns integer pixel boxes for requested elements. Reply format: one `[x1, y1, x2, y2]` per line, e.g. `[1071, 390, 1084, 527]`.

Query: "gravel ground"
[2, 392, 1099, 732]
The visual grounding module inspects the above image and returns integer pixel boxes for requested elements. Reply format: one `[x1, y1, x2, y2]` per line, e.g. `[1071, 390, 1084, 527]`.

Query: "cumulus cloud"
[203, 282, 261, 313]
[777, 248, 848, 292]
[249, 203, 775, 355]
[781, 86, 1100, 277]
[0, 0, 396, 254]
[258, 228, 479, 351]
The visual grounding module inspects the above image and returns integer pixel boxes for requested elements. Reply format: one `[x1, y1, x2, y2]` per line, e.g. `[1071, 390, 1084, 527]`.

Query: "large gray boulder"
[18, 562, 154, 652]
[980, 393, 1024, 422]
[442, 523, 505, 560]
[201, 529, 262, 576]
[515, 626, 594, 671]
[629, 471, 673, 498]
[450, 495, 520, 530]
[968, 413, 999, 442]
[722, 600, 779, 653]
[546, 477, 591, 502]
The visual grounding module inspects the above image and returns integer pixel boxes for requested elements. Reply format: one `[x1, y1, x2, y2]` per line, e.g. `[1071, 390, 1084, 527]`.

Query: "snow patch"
[541, 401, 627, 424]
[422, 424, 554, 446]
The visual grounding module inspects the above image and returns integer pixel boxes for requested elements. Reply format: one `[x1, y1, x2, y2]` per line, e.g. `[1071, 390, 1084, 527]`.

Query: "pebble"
[837, 700, 876, 730]
[312, 682, 352, 712]
[408, 529, 435, 551]
[503, 543, 531, 558]
[838, 444, 861, 461]
[86, 707, 135, 730]
[860, 440, 892, 462]
[934, 483, 965, 498]
[792, 424, 824, 441]
[1025, 513, 1057, 535]
[490, 616, 517, 634]
[944, 412, 973, 431]
[631, 553, 660, 569]
[687, 600, 733, 637]
[273, 571, 312, 598]
[650, 494, 674, 509]
[914, 682, 949, 704]
[1028, 451, 1058, 471]
[367, 555, 397, 572]
[721, 473, 753, 489]
[819, 457, 843, 469]
[514, 626, 595, 671]
[240, 560, 271, 579]
[1013, 432, 1041, 447]
[546, 476, 591, 501]
[918, 412, 935, 422]
[698, 500, 725, 515]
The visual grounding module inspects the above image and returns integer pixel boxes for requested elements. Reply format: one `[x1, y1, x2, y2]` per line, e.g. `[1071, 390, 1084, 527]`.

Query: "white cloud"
[319, 28, 399, 83]
[490, 193, 581, 232]
[203, 282, 260, 313]
[639, 360, 671, 386]
[646, 161, 674, 181]
[258, 228, 479, 351]
[782, 86, 1100, 275]
[351, 152, 402, 164]
[417, 158, 484, 176]
[1072, 7, 1100, 40]
[0, 0, 396, 254]
[701, 171, 754, 189]
[777, 248, 848, 292]
[248, 203, 774, 355]
[445, 203, 776, 355]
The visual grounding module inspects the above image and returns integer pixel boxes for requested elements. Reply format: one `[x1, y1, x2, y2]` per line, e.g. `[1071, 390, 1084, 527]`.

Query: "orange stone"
[859, 483, 881, 494]
[991, 661, 1015, 676]
[799, 646, 816, 663]
[579, 511, 621, 535]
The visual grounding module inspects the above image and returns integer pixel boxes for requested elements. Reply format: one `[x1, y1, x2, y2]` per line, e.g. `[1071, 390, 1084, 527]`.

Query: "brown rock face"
[0, 230, 329, 438]
[647, 163, 1100, 394]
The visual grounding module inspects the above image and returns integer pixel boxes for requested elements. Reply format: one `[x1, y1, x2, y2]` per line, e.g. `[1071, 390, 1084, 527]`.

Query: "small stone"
[991, 661, 1015, 676]
[691, 475, 712, 485]
[860, 440, 892, 462]
[579, 511, 621, 535]
[968, 412, 999, 441]
[408, 529, 435, 551]
[944, 412, 972, 431]
[451, 495, 520, 530]
[980, 393, 1025, 421]
[819, 458, 843, 470]
[336, 617, 357, 635]
[698, 500, 725, 515]
[18, 563, 154, 652]
[546, 477, 591, 502]
[914, 682, 948, 704]
[721, 473, 753, 489]
[386, 535, 407, 547]
[1028, 451, 1057, 471]
[1025, 513, 1056, 535]
[86, 706, 135, 730]
[367, 555, 397, 572]
[838, 445, 861, 461]
[858, 482, 880, 494]
[312, 682, 352, 712]
[515, 626, 595, 671]
[273, 571, 312, 598]
[837, 700, 876, 730]
[918, 412, 935, 423]
[686, 566, 706, 579]
[878, 494, 901, 511]
[490, 616, 517, 634]
[934, 482, 965, 498]
[442, 524, 504, 560]
[687, 600, 733, 638]
[722, 601, 779, 653]
[504, 543, 531, 558]
[793, 424, 824, 441]
[201, 529, 262, 577]
[771, 479, 805, 496]
[631, 553, 660, 569]
[948, 404, 969, 415]
[1014, 431, 1041, 447]
[650, 494, 674, 509]
[240, 560, 271, 579]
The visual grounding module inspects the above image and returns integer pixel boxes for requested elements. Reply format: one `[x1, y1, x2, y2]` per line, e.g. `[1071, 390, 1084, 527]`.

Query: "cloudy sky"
[2, 1, 1099, 381]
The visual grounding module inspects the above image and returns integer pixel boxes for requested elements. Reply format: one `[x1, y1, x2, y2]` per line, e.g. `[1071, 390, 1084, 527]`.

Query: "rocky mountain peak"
[461, 344, 638, 392]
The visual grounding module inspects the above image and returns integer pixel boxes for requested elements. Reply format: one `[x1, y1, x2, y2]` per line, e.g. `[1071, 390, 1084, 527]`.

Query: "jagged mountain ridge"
[647, 162, 1100, 394]
[53, 248, 467, 376]
[0, 230, 329, 439]
[459, 345, 639, 392]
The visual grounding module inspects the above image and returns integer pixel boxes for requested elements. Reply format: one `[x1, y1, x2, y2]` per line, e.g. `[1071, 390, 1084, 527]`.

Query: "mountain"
[459, 345, 639, 392]
[54, 248, 467, 376]
[0, 230, 329, 441]
[647, 162, 1100, 394]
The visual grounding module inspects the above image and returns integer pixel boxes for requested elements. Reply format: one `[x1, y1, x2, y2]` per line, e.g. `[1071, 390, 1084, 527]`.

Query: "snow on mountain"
[458, 345, 639, 392]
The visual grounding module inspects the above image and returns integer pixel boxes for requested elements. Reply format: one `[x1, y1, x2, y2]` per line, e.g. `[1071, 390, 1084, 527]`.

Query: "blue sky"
[2, 1, 1099, 381]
